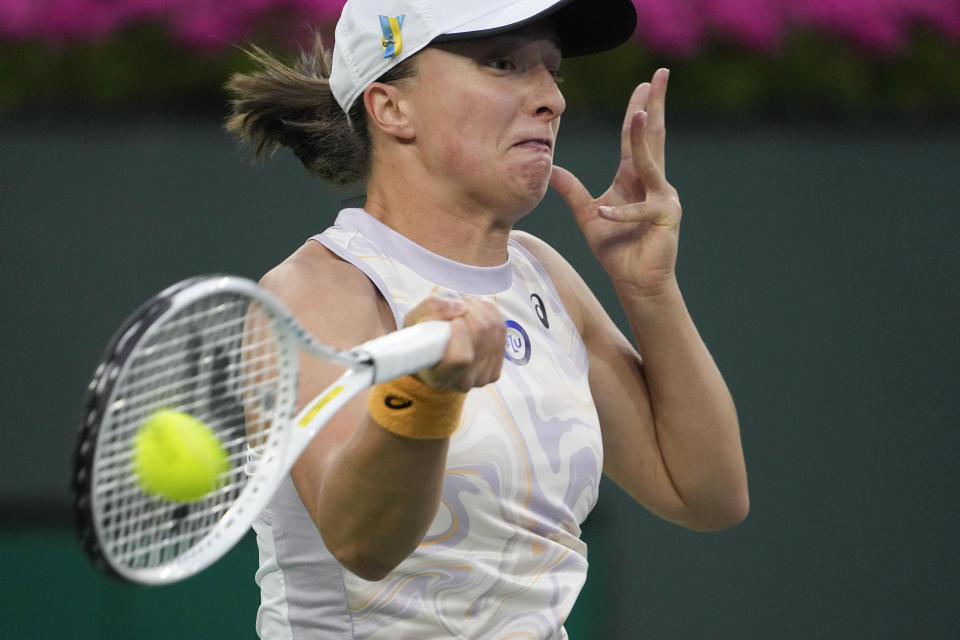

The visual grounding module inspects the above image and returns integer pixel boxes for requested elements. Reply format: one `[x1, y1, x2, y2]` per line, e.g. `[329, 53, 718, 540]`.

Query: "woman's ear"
[363, 83, 415, 140]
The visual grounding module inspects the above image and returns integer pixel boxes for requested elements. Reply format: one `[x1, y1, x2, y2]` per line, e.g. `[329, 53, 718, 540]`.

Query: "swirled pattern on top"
[255, 209, 602, 640]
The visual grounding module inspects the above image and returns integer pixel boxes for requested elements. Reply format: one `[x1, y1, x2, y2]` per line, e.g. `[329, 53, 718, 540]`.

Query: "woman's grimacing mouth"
[512, 137, 553, 152]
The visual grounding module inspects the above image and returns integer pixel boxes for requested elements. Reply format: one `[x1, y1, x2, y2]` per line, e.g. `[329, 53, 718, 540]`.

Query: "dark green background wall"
[2, 114, 957, 638]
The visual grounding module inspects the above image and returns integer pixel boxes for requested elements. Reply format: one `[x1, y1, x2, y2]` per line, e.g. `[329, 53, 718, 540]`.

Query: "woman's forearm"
[300, 415, 450, 581]
[618, 279, 749, 529]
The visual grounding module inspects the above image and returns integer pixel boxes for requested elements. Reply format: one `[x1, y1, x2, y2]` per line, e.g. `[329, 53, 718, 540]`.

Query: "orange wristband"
[367, 375, 466, 439]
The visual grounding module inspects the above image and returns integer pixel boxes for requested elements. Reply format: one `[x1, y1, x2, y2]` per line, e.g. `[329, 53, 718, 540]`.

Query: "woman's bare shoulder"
[510, 230, 586, 330]
[510, 230, 571, 277]
[260, 240, 395, 347]
[261, 240, 369, 293]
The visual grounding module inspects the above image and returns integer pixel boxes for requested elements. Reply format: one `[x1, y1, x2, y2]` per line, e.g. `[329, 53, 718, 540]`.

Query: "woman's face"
[401, 23, 566, 218]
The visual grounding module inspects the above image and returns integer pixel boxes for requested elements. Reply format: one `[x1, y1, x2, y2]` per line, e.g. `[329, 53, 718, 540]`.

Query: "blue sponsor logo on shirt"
[504, 320, 531, 365]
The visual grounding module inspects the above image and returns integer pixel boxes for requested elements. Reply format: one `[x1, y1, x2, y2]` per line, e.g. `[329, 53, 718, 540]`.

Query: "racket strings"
[91, 293, 289, 570]
[109, 316, 248, 394]
[113, 347, 281, 406]
[108, 486, 236, 555]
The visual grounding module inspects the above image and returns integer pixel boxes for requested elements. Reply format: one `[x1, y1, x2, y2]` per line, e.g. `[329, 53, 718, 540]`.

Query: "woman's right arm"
[260, 242, 503, 581]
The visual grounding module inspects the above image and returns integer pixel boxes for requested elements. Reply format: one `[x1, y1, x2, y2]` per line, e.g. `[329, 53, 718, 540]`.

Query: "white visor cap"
[329, 0, 638, 115]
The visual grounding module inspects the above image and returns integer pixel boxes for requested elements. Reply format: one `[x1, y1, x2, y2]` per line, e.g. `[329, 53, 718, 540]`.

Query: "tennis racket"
[72, 275, 450, 585]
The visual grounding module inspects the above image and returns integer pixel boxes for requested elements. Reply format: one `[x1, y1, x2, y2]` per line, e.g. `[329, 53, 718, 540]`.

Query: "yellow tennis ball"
[133, 410, 229, 502]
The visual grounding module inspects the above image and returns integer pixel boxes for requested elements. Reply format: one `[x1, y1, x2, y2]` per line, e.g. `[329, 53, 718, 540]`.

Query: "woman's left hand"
[550, 68, 681, 297]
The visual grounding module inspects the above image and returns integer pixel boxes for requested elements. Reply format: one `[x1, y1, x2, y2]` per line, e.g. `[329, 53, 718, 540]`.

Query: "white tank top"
[254, 209, 602, 640]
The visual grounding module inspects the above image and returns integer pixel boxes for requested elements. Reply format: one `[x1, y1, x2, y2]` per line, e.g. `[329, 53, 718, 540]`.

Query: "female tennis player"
[226, 0, 748, 637]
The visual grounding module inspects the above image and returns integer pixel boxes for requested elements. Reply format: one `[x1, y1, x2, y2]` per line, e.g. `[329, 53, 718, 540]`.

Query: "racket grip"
[355, 320, 452, 383]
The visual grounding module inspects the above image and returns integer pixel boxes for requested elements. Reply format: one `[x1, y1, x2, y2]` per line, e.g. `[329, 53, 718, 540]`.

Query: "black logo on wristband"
[385, 395, 413, 410]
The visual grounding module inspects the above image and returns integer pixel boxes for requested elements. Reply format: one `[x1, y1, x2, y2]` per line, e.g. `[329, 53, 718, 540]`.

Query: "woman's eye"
[487, 58, 516, 72]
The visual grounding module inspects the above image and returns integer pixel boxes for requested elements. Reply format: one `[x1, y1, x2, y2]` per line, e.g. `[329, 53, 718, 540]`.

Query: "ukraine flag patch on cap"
[379, 15, 405, 58]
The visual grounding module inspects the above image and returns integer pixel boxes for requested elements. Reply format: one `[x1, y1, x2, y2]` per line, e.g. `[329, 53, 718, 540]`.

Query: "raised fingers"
[549, 164, 595, 227]
[620, 69, 669, 177]
[627, 109, 669, 194]
[645, 68, 669, 170]
[620, 82, 651, 162]
[598, 191, 682, 227]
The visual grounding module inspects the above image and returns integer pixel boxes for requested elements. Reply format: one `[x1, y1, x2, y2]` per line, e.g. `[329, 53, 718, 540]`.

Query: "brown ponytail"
[224, 35, 371, 187]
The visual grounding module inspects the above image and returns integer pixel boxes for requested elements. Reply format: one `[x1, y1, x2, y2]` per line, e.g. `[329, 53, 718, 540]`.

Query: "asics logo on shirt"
[530, 293, 549, 329]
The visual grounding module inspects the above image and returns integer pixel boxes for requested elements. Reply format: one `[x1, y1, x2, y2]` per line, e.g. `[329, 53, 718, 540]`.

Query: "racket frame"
[73, 275, 450, 585]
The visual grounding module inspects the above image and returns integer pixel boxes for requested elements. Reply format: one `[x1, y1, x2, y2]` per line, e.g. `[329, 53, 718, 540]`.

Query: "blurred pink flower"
[165, 1, 253, 49]
[903, 0, 960, 39]
[295, 0, 350, 16]
[0, 0, 44, 39]
[786, 0, 960, 51]
[48, 0, 135, 43]
[633, 0, 706, 57]
[1, 0, 958, 53]
[787, 0, 904, 51]
[702, 0, 789, 51]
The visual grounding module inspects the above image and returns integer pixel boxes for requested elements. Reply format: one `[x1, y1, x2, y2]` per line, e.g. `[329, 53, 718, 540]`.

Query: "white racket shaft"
[279, 320, 451, 472]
